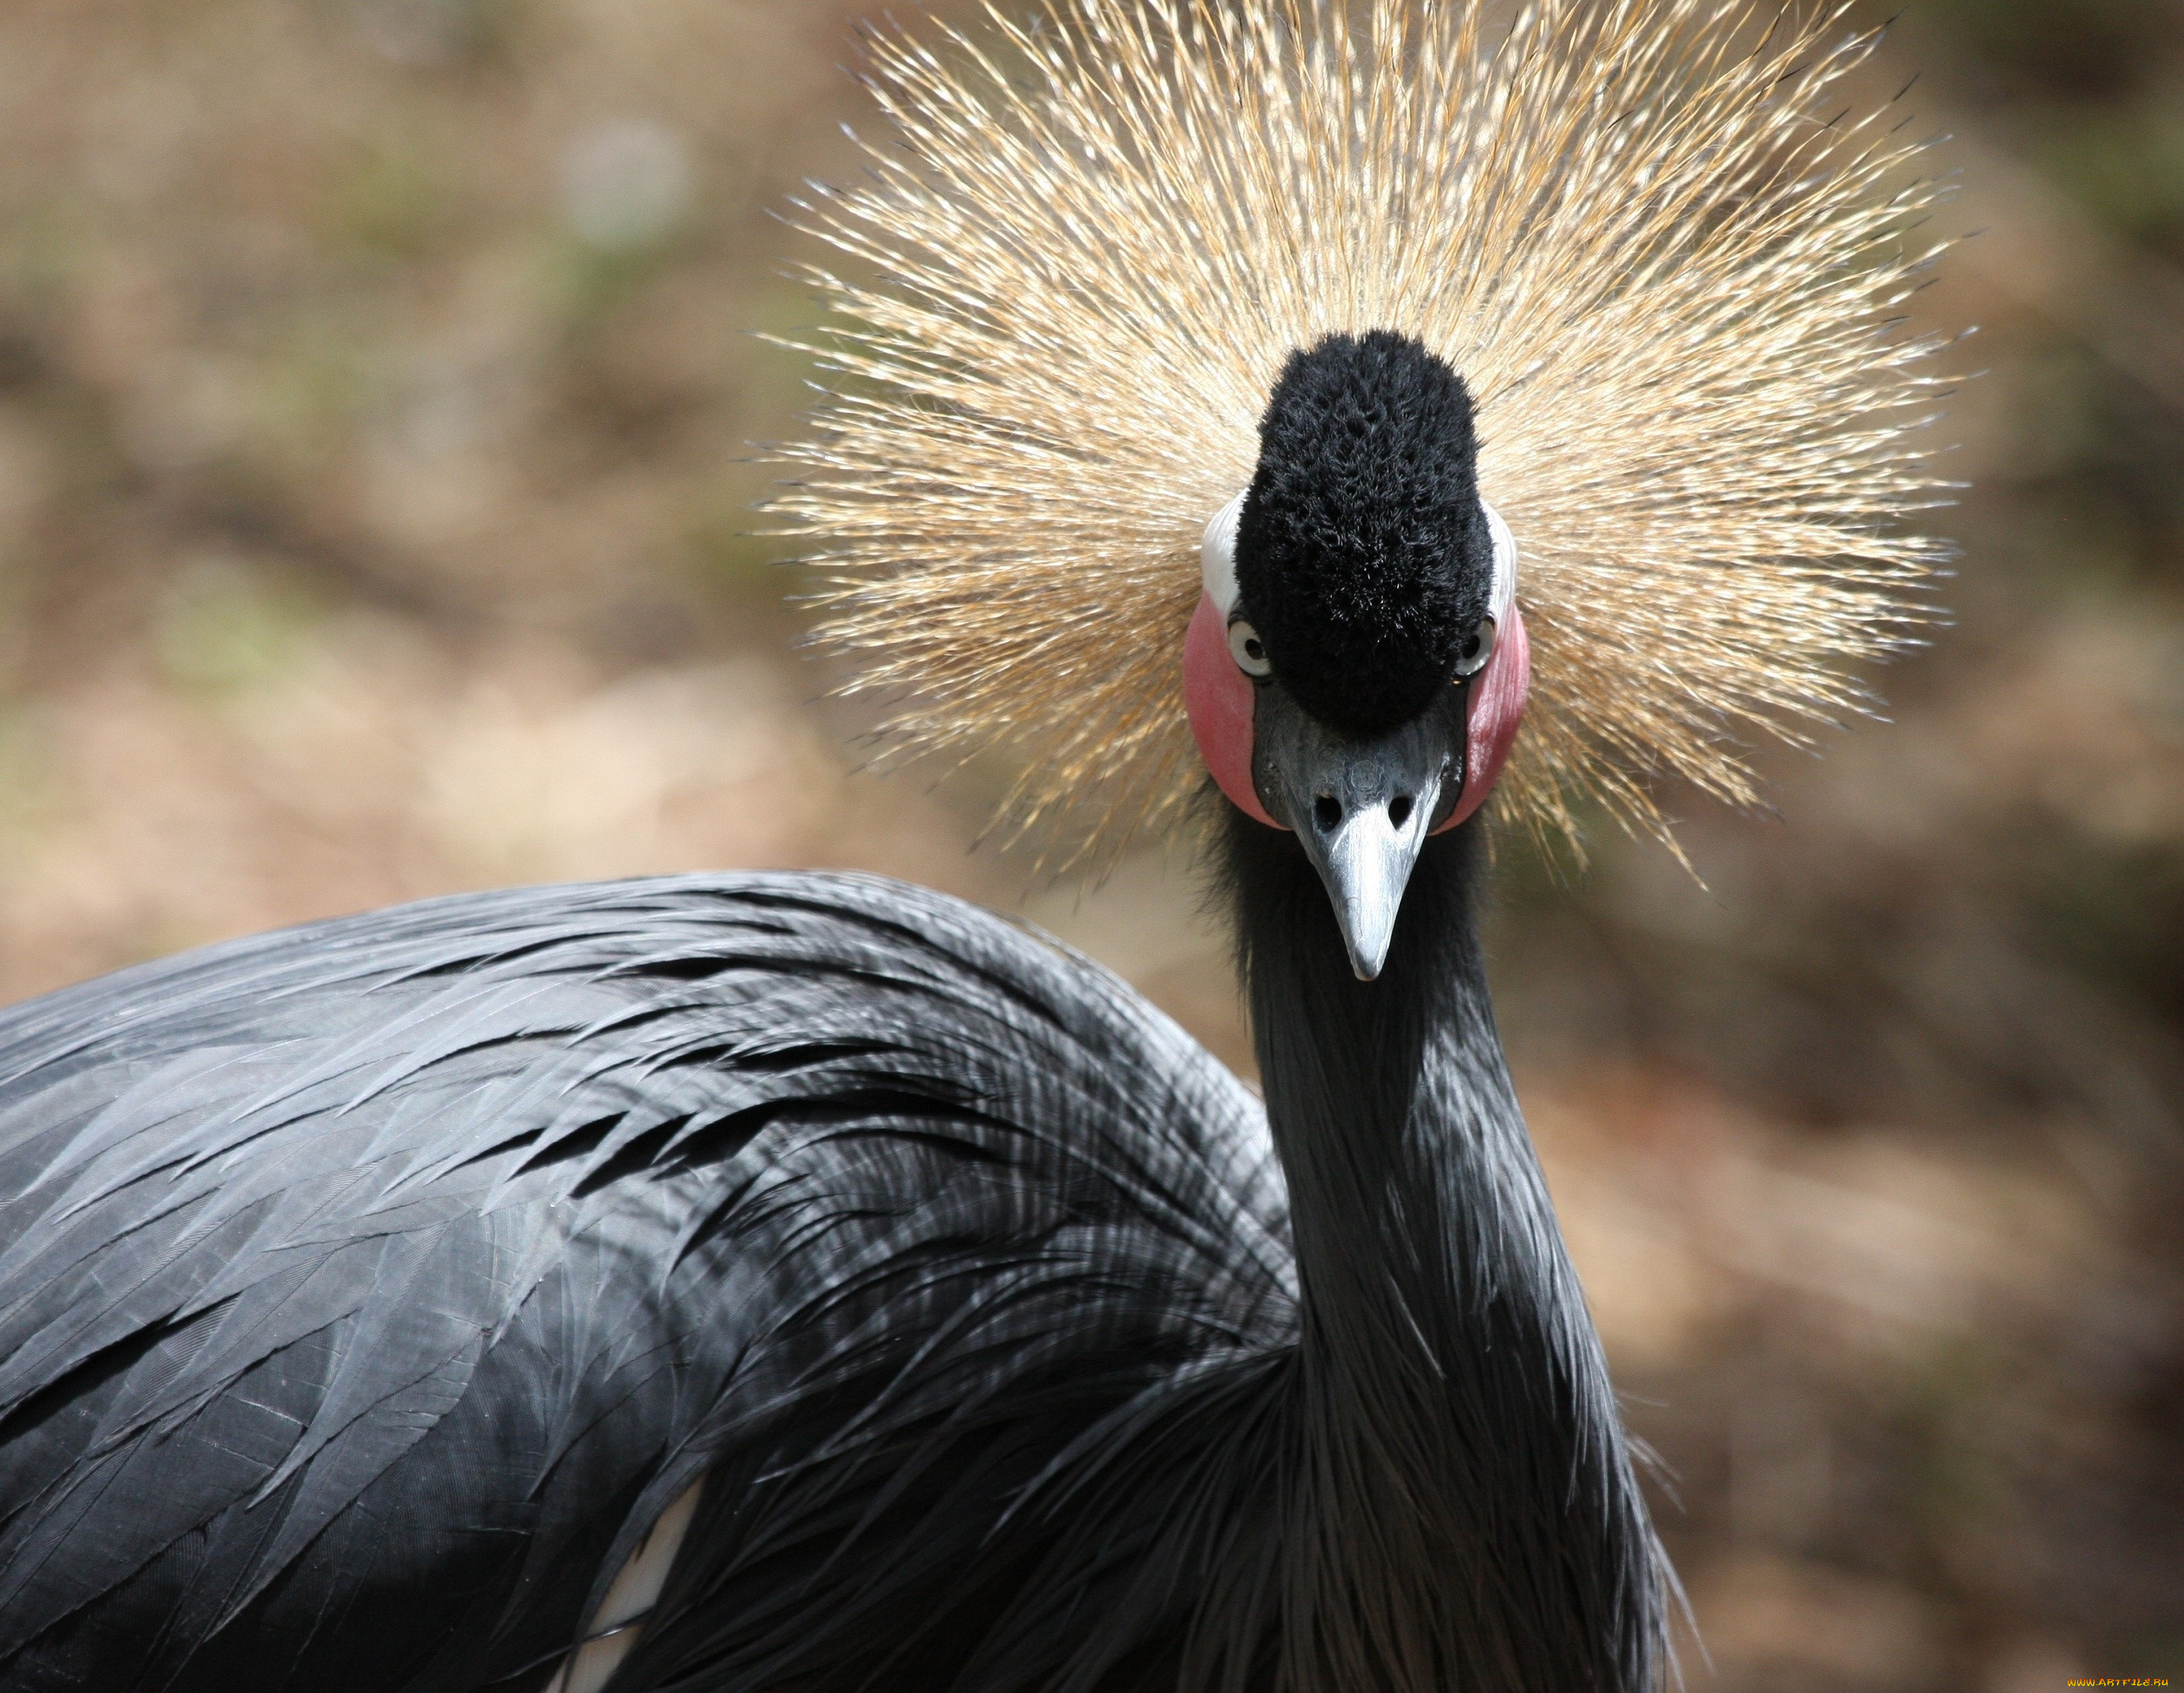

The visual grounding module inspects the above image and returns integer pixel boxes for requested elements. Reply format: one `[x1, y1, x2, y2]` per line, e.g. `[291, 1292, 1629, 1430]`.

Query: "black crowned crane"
[0, 2, 1950, 1690]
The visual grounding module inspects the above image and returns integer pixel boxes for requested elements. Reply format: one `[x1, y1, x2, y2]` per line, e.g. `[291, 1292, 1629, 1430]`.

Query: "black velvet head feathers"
[1235, 331, 1492, 738]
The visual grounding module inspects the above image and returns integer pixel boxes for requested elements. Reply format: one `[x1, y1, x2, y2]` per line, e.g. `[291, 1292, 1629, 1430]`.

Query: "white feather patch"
[543, 1479, 705, 1693]
[1200, 492, 1246, 616]
[1483, 499, 1519, 626]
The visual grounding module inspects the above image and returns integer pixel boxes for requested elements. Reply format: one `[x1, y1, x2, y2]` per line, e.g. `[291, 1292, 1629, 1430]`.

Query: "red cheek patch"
[1182, 593, 1279, 827]
[1434, 598, 1529, 832]
[1181, 592, 1532, 833]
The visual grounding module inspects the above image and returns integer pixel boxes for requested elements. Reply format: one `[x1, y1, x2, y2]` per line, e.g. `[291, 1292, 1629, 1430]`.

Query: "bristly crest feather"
[769, 0, 1956, 870]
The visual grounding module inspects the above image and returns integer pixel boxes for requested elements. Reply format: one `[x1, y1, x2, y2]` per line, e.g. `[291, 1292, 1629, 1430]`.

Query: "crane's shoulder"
[0, 871, 1292, 1689]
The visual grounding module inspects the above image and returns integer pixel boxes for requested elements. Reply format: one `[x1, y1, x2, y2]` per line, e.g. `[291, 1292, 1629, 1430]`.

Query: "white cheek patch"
[1200, 491, 1246, 617]
[1482, 498, 1519, 626]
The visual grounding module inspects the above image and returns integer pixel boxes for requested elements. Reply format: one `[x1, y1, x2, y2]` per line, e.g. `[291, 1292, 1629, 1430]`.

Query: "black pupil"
[1244, 638, 1263, 661]
[1461, 631, 1480, 660]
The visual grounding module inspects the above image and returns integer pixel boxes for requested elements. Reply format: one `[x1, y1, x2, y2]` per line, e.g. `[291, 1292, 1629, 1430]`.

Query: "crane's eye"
[1228, 619, 1272, 677]
[1452, 616, 1497, 678]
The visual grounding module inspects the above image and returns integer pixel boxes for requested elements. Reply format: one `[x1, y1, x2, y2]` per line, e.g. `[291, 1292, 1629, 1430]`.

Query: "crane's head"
[772, 0, 1953, 939]
[1186, 332, 1525, 978]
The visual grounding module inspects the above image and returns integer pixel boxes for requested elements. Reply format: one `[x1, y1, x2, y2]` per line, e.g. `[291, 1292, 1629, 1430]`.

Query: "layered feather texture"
[773, 0, 1955, 862]
[0, 876, 1292, 1689]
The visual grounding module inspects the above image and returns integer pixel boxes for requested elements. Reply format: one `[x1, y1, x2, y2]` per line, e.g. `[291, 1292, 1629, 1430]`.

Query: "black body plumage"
[0, 830, 1661, 1691]
[0, 875, 1286, 1690]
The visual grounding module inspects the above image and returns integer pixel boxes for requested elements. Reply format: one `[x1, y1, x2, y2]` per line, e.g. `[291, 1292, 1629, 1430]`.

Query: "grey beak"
[1306, 784, 1440, 979]
[1251, 682, 1468, 981]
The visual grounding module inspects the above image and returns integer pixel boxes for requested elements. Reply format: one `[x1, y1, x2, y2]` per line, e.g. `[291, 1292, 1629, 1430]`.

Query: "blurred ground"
[0, 0, 2179, 1686]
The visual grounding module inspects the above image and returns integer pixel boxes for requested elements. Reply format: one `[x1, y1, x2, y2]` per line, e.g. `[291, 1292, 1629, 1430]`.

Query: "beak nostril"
[1388, 794, 1413, 829]
[1312, 795, 1342, 833]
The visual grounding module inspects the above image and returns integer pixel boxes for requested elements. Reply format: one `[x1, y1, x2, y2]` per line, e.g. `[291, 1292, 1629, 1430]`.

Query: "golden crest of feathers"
[770, 0, 1955, 867]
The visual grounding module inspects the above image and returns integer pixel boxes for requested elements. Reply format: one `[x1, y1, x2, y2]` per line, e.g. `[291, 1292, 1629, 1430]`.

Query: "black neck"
[1221, 811, 1661, 1692]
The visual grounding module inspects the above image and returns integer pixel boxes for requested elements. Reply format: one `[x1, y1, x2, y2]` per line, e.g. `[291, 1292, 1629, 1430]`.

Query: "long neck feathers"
[1221, 813, 1663, 1692]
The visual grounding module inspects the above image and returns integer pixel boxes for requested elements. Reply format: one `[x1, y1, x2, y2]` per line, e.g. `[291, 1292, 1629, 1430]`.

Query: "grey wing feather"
[0, 872, 1292, 1692]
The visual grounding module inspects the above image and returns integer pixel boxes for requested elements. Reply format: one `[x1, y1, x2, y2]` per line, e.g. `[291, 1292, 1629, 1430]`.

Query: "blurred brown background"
[0, 1, 2178, 1686]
